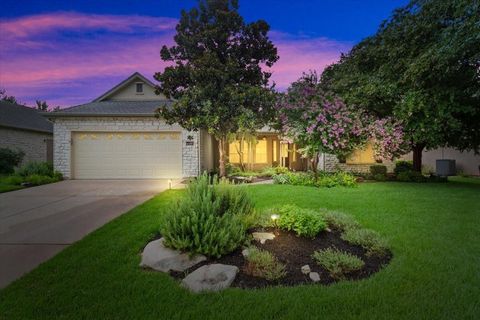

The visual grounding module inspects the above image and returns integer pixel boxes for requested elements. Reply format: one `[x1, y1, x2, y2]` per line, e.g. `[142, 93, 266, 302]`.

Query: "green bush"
[24, 174, 56, 186]
[370, 165, 387, 176]
[274, 166, 289, 174]
[244, 247, 286, 281]
[16, 161, 54, 177]
[2, 175, 24, 185]
[273, 171, 357, 188]
[341, 228, 388, 257]
[396, 170, 426, 182]
[394, 160, 414, 175]
[312, 248, 364, 280]
[373, 173, 387, 181]
[276, 205, 326, 238]
[321, 211, 360, 231]
[0, 148, 25, 174]
[160, 173, 253, 258]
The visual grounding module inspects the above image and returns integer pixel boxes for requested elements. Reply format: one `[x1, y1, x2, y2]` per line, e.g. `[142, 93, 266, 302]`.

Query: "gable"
[94, 72, 165, 102]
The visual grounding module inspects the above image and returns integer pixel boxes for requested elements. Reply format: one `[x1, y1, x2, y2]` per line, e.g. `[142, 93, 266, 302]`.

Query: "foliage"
[244, 247, 287, 281]
[312, 248, 364, 280]
[0, 148, 25, 174]
[370, 165, 387, 176]
[394, 160, 414, 175]
[24, 175, 57, 186]
[2, 175, 23, 186]
[322, 0, 480, 170]
[373, 174, 387, 182]
[160, 173, 253, 258]
[368, 118, 409, 161]
[341, 228, 389, 257]
[321, 211, 361, 231]
[396, 170, 426, 183]
[0, 88, 19, 104]
[154, 0, 278, 176]
[16, 161, 55, 177]
[275, 205, 326, 238]
[273, 171, 357, 188]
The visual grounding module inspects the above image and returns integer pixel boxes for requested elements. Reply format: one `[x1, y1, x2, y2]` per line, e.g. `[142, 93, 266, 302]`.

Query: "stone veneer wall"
[322, 154, 395, 173]
[52, 117, 199, 179]
[0, 127, 52, 164]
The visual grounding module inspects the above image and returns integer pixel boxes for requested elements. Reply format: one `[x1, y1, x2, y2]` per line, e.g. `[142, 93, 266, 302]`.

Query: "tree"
[276, 72, 407, 176]
[0, 88, 19, 104]
[36, 100, 49, 111]
[321, 0, 480, 171]
[154, 0, 278, 176]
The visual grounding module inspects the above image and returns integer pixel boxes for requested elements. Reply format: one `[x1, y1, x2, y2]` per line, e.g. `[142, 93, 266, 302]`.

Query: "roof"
[0, 101, 53, 133]
[47, 100, 173, 117]
[93, 72, 157, 102]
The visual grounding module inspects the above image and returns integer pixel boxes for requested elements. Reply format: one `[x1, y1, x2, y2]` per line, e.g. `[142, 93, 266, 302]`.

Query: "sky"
[0, 0, 409, 107]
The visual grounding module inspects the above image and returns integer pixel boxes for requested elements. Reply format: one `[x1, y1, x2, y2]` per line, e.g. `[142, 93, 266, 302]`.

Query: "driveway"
[0, 179, 177, 288]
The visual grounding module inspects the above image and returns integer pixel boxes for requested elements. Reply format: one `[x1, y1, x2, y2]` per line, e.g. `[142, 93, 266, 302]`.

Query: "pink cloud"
[0, 12, 351, 107]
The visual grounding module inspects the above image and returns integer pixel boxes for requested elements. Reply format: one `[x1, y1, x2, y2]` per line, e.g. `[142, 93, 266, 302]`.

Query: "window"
[255, 139, 267, 163]
[272, 140, 277, 162]
[229, 141, 248, 163]
[136, 83, 144, 93]
[347, 141, 376, 164]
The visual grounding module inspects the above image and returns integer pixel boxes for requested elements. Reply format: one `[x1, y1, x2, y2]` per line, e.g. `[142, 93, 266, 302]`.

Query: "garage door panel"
[73, 132, 182, 179]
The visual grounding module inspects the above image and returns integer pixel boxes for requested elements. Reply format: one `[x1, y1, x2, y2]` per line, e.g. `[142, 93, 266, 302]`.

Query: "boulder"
[182, 264, 239, 293]
[309, 272, 320, 282]
[252, 232, 275, 244]
[301, 265, 311, 275]
[139, 238, 206, 272]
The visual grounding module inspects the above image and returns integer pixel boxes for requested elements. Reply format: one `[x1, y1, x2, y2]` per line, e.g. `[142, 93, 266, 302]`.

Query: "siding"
[0, 127, 52, 164]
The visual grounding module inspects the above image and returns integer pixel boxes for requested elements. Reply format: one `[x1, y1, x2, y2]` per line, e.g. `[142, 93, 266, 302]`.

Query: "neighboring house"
[0, 101, 53, 164]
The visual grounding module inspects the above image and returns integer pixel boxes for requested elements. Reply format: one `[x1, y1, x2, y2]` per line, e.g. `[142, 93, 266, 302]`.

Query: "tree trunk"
[412, 144, 424, 172]
[218, 136, 227, 177]
[311, 152, 319, 181]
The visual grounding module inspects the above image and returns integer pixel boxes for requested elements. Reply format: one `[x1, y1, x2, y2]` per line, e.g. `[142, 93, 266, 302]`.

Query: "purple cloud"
[0, 12, 351, 107]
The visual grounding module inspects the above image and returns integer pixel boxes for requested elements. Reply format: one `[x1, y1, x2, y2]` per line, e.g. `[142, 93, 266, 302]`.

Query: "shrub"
[16, 161, 54, 177]
[312, 248, 364, 280]
[394, 160, 413, 175]
[321, 211, 360, 231]
[2, 175, 24, 185]
[273, 171, 357, 188]
[373, 173, 387, 181]
[244, 247, 286, 281]
[0, 148, 25, 174]
[274, 166, 289, 175]
[341, 228, 388, 257]
[160, 173, 253, 258]
[330, 171, 357, 187]
[370, 165, 387, 176]
[396, 170, 426, 182]
[276, 205, 326, 238]
[24, 174, 56, 186]
[272, 173, 290, 185]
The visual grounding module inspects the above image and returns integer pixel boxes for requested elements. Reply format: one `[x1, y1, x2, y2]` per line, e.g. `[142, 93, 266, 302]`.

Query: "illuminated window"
[347, 142, 376, 164]
[255, 139, 267, 163]
[229, 141, 248, 163]
[273, 140, 277, 162]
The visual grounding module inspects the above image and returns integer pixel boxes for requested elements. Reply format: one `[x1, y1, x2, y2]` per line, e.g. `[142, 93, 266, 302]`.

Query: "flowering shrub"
[275, 72, 408, 167]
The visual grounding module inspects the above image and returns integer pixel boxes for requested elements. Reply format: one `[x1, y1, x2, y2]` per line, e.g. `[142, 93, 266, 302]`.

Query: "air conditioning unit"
[436, 159, 456, 176]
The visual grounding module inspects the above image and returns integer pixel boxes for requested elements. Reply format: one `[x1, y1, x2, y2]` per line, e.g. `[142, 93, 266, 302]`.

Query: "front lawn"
[1, 178, 479, 319]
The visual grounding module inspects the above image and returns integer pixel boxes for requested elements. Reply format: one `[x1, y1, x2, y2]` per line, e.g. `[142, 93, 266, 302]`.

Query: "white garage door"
[72, 132, 182, 179]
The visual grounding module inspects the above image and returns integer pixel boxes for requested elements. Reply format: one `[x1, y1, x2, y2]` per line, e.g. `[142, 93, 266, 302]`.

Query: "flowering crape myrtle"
[275, 72, 408, 168]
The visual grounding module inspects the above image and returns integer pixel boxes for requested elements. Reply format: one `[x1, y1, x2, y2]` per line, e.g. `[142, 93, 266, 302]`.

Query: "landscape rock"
[182, 264, 239, 293]
[252, 232, 275, 244]
[301, 265, 311, 274]
[241, 248, 251, 258]
[139, 238, 206, 272]
[309, 272, 320, 282]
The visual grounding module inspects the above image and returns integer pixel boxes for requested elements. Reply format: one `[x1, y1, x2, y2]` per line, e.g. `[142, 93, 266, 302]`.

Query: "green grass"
[0, 175, 23, 193]
[1, 178, 479, 319]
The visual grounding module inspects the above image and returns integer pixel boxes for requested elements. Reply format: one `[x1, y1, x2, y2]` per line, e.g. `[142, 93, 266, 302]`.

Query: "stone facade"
[321, 153, 395, 173]
[0, 127, 52, 164]
[52, 117, 199, 179]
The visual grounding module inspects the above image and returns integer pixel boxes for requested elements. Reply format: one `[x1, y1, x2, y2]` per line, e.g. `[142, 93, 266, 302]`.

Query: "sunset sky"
[0, 0, 408, 107]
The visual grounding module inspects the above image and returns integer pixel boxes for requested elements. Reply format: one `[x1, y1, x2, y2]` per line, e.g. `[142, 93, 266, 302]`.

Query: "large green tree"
[154, 0, 278, 176]
[322, 0, 480, 171]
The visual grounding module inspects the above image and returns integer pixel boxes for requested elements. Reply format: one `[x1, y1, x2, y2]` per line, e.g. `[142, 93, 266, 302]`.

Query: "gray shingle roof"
[0, 101, 53, 133]
[49, 100, 173, 117]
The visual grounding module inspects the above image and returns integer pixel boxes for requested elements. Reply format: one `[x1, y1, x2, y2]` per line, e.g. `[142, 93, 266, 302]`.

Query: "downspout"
[197, 130, 201, 176]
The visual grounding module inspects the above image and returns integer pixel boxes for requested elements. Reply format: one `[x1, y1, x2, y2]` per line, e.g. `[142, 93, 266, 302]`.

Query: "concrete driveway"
[0, 179, 176, 288]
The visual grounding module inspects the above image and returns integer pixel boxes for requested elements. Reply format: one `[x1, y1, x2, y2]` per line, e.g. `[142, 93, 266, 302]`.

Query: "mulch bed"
[170, 227, 392, 289]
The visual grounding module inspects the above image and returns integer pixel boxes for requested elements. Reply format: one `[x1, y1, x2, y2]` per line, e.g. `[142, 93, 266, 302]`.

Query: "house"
[0, 101, 53, 164]
[48, 72, 305, 179]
